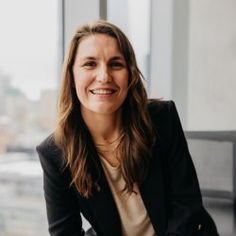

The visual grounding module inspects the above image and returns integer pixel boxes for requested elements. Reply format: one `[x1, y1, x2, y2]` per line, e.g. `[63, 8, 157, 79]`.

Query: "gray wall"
[149, 0, 174, 100]
[63, 0, 100, 53]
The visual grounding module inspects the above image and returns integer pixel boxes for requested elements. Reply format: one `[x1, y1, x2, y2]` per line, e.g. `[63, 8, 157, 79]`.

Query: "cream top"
[100, 156, 156, 236]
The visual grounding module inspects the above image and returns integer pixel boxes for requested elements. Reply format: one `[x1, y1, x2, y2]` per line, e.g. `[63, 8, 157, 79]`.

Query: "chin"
[91, 105, 122, 115]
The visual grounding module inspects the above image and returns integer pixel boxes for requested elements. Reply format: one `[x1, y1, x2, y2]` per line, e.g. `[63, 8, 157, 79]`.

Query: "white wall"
[149, 0, 236, 131]
[187, 0, 236, 130]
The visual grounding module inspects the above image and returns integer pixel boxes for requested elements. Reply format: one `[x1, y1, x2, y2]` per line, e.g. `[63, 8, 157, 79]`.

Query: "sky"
[0, 0, 58, 101]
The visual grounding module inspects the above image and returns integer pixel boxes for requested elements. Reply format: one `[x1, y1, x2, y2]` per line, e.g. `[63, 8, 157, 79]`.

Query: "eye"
[109, 61, 125, 69]
[83, 61, 96, 69]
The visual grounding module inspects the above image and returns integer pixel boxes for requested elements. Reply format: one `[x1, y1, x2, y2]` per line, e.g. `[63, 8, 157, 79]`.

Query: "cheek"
[120, 76, 129, 91]
[75, 84, 87, 101]
[119, 79, 129, 101]
[116, 71, 129, 86]
[73, 79, 86, 101]
[74, 74, 90, 91]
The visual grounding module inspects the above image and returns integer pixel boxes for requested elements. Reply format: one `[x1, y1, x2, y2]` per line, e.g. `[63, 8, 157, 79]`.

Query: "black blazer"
[36, 101, 218, 236]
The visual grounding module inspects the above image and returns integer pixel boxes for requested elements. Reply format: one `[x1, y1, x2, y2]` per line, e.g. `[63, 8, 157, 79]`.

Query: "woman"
[36, 20, 219, 236]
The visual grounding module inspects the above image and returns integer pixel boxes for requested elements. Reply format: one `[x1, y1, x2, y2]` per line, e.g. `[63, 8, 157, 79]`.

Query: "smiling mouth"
[90, 89, 116, 95]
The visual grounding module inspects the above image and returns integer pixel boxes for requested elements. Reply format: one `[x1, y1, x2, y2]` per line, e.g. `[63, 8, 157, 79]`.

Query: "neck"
[81, 109, 123, 144]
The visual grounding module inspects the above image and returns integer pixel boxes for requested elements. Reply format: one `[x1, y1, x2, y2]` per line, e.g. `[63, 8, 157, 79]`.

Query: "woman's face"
[72, 34, 129, 117]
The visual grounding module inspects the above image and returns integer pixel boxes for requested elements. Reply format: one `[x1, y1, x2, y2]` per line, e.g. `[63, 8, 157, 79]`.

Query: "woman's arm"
[164, 101, 218, 235]
[37, 142, 84, 236]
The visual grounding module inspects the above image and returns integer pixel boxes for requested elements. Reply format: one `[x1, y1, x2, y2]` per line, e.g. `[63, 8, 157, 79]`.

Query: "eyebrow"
[110, 56, 125, 61]
[80, 56, 96, 61]
[80, 56, 125, 61]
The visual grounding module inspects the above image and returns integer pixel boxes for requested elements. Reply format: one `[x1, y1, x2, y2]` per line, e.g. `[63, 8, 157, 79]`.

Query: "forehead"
[76, 34, 123, 58]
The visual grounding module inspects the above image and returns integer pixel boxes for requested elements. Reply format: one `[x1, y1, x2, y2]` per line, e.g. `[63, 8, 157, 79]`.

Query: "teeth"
[91, 89, 115, 95]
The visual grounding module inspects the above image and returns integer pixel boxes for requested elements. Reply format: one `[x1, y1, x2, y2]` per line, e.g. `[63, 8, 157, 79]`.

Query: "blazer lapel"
[140, 145, 167, 236]
[88, 158, 121, 236]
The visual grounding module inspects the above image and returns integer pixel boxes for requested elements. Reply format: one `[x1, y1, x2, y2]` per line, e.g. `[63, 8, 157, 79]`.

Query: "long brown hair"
[54, 20, 155, 198]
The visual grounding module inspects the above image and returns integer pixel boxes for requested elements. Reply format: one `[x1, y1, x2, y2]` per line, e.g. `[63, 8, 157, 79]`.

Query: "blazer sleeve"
[36, 144, 85, 236]
[164, 101, 203, 235]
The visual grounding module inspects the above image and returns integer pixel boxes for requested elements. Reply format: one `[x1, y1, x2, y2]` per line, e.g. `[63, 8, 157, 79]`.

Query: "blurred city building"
[0, 70, 57, 155]
[0, 153, 48, 236]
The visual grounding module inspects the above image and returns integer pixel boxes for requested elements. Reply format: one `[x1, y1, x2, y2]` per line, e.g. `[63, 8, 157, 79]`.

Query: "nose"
[97, 65, 111, 83]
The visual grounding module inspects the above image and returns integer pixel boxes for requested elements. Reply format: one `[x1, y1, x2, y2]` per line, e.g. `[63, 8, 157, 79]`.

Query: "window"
[0, 0, 59, 235]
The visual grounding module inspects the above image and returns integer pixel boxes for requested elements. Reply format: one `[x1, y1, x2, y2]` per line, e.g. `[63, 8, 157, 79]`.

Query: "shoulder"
[36, 133, 65, 170]
[147, 99, 182, 144]
[36, 133, 60, 155]
[147, 99, 178, 125]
